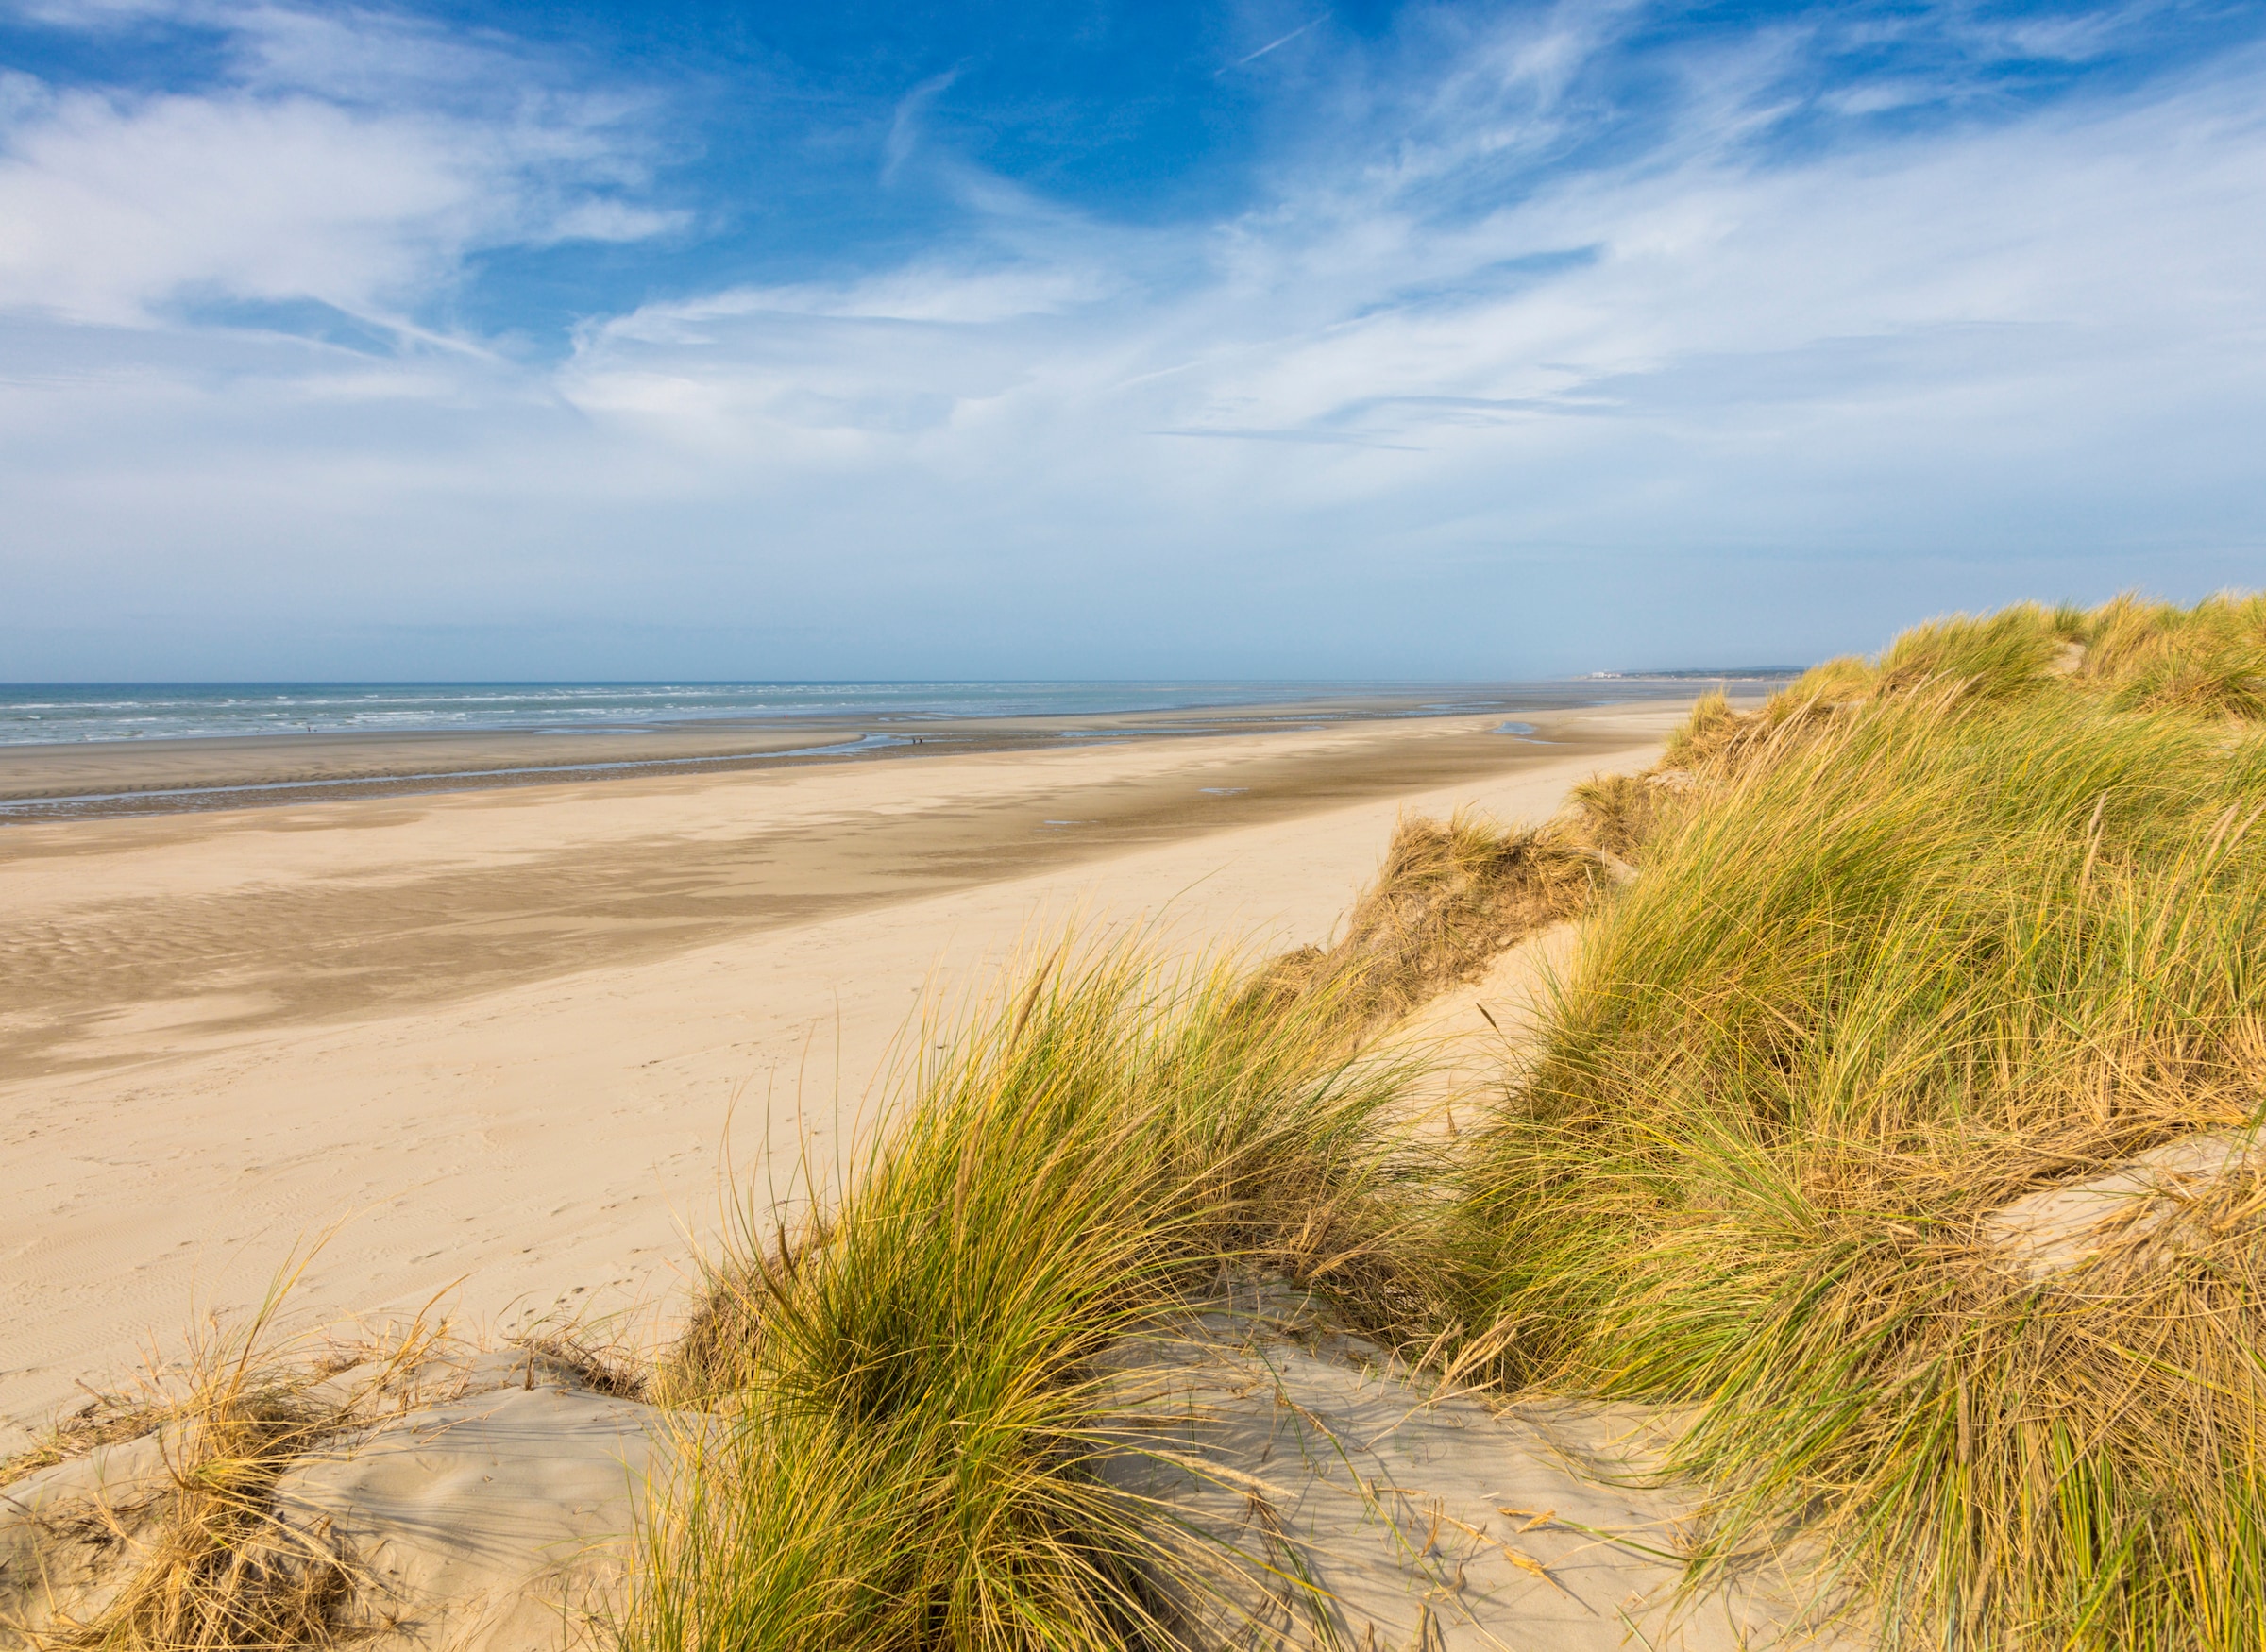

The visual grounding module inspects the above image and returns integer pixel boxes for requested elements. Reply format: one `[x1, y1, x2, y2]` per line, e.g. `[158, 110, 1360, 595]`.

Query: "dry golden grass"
[509, 1323, 651, 1404]
[1238, 810, 1612, 1036]
[1563, 771, 1657, 862]
[6, 1272, 457, 1652]
[53, 1384, 352, 1652]
[0, 1398, 176, 1497]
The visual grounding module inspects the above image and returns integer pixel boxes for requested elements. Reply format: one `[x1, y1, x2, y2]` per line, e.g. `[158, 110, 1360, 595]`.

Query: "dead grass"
[1240, 810, 1611, 1036]
[8, 1272, 454, 1652]
[52, 1387, 353, 1652]
[510, 1323, 651, 1404]
[1, 1397, 176, 1496]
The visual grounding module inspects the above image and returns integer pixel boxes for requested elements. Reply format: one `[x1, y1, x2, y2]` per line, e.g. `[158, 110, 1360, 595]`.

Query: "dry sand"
[0, 701, 1686, 1448]
[1101, 1287, 1864, 1651]
[6, 1306, 1863, 1652]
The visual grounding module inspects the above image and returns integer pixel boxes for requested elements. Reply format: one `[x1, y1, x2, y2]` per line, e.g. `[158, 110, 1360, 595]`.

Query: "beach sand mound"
[2, 1346, 677, 1652]
[1100, 1286, 1868, 1652]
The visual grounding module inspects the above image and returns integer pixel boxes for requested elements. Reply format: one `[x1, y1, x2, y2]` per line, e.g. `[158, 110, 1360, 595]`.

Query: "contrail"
[1223, 15, 1326, 71]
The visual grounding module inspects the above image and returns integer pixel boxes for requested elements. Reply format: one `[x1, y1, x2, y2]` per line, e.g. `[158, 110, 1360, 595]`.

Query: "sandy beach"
[3, 8, 2241, 1635]
[0, 700, 1683, 1448]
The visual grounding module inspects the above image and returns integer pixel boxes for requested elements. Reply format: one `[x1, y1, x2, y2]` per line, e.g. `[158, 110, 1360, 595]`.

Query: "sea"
[0, 677, 1797, 748]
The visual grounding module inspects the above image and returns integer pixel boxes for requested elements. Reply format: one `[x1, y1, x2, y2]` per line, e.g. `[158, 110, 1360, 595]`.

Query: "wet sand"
[0, 687, 1635, 816]
[0, 700, 1692, 1443]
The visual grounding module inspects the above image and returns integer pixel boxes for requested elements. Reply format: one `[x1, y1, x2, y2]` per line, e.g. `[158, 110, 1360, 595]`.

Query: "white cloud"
[2, 7, 2263, 678]
[556, 42, 2266, 462]
[0, 90, 482, 324]
[0, 2, 668, 329]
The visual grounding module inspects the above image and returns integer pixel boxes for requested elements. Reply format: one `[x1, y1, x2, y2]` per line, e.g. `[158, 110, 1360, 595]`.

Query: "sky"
[1, 0, 2262, 682]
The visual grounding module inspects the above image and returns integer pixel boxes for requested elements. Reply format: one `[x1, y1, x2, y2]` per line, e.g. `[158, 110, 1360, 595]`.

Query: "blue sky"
[2, 0, 2262, 680]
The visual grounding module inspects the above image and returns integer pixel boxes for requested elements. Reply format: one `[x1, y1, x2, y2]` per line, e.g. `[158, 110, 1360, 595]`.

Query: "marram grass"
[622, 945, 1415, 1652]
[1442, 595, 2266, 1649]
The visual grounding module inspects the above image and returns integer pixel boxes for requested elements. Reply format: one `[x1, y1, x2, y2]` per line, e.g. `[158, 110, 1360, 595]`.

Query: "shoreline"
[0, 681, 1773, 818]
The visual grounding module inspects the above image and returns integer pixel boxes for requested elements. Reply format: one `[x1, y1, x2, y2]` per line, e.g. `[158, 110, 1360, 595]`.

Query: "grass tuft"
[7, 1268, 463, 1652]
[623, 943, 1413, 1652]
[26, 1284, 414, 1650]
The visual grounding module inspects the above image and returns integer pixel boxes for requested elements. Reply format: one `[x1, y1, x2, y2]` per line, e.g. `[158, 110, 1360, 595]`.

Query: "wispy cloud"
[1, 1, 2263, 678]
[882, 67, 959, 185]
